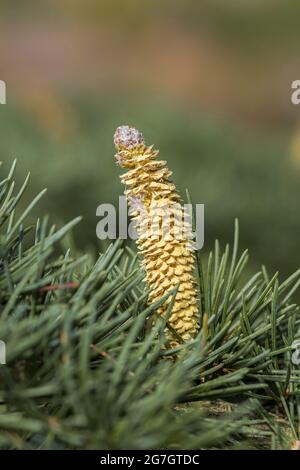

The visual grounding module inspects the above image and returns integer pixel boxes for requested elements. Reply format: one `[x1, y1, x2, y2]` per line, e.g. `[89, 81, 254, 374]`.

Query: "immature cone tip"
[114, 125, 145, 150]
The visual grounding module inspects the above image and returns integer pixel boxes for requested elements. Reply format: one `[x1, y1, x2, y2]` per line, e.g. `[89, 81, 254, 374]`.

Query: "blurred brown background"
[0, 0, 300, 276]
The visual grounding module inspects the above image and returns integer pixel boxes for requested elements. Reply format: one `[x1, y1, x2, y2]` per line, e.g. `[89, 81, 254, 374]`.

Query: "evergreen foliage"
[0, 161, 299, 450]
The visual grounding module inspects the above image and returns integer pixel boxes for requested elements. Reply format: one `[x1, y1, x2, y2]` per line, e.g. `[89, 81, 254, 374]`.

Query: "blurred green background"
[1, 0, 300, 277]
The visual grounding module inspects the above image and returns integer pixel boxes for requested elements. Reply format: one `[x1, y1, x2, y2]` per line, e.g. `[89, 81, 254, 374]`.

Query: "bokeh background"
[1, 0, 300, 277]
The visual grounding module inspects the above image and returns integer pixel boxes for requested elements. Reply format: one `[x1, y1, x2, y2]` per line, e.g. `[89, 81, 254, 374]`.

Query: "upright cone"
[114, 125, 199, 342]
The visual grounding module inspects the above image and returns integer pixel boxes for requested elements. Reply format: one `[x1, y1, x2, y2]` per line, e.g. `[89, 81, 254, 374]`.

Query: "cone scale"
[114, 125, 199, 342]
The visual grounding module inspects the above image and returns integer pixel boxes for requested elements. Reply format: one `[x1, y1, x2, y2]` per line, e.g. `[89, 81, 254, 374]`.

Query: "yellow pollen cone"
[114, 125, 199, 343]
